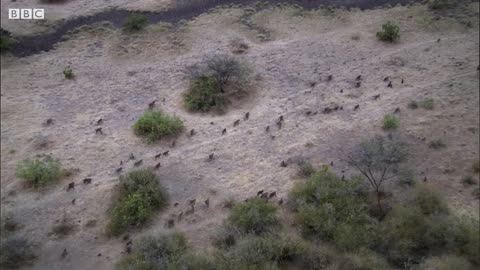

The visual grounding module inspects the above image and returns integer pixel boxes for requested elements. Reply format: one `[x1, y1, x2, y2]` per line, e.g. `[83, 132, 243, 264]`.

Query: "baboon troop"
[95, 127, 103, 135]
[148, 100, 157, 109]
[67, 182, 75, 191]
[83, 178, 92, 184]
[133, 159, 143, 167]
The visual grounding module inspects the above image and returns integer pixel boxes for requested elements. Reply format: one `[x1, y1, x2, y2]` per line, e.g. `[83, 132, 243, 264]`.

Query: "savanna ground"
[1, 0, 479, 269]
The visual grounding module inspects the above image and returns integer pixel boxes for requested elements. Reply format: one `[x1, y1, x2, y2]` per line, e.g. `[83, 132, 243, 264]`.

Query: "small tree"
[346, 135, 407, 215]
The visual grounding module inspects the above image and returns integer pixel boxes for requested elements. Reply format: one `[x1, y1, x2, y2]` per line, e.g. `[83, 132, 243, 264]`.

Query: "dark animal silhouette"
[340, 89, 344, 93]
[271, 135, 276, 140]
[373, 94, 380, 100]
[333, 105, 339, 111]
[95, 128, 103, 135]
[148, 100, 157, 109]
[330, 161, 334, 166]
[279, 115, 284, 122]
[188, 199, 196, 206]
[387, 82, 393, 88]
[269, 192, 276, 198]
[210, 122, 215, 125]
[394, 107, 401, 113]
[401, 79, 404, 84]
[129, 153, 135, 160]
[155, 153, 162, 159]
[244, 112, 250, 120]
[209, 153, 214, 161]
[341, 175, 345, 181]
[83, 178, 92, 184]
[423, 176, 427, 182]
[327, 75, 333, 81]
[154, 163, 161, 169]
[278, 198, 283, 205]
[355, 81, 361, 88]
[67, 182, 75, 191]
[276, 121, 282, 129]
[134, 159, 143, 166]
[309, 81, 316, 87]
[306, 111, 312, 116]
[61, 248, 68, 259]
[163, 151, 169, 156]
[354, 104, 360, 111]
[165, 219, 175, 228]
[190, 129, 195, 136]
[257, 190, 264, 196]
[323, 107, 333, 114]
[356, 75, 362, 80]
[260, 193, 268, 199]
[116, 167, 123, 173]
[45, 118, 54, 126]
[265, 126, 270, 132]
[120, 161, 123, 165]
[71, 199, 76, 205]
[171, 140, 176, 147]
[96, 119, 103, 125]
[437, 38, 441, 42]
[280, 161, 287, 167]
[339, 106, 343, 110]
[383, 77, 389, 82]
[174, 203, 179, 207]
[204, 198, 210, 208]
[222, 128, 227, 135]
[125, 246, 132, 254]
[233, 120, 240, 127]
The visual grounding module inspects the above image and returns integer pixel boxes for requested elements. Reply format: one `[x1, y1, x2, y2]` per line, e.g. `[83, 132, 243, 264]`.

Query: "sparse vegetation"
[123, 14, 148, 32]
[462, 176, 477, 186]
[183, 55, 250, 112]
[15, 156, 64, 188]
[383, 114, 399, 130]
[429, 139, 446, 149]
[63, 66, 74, 79]
[0, 33, 16, 53]
[376, 22, 400, 42]
[419, 255, 473, 270]
[0, 237, 36, 269]
[228, 198, 278, 235]
[421, 98, 435, 110]
[398, 169, 416, 187]
[297, 160, 315, 177]
[428, 0, 455, 10]
[132, 110, 184, 142]
[106, 169, 168, 236]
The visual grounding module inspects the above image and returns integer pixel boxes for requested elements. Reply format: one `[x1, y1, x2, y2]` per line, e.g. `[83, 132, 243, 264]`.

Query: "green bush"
[228, 198, 278, 235]
[123, 14, 148, 32]
[419, 255, 473, 270]
[63, 66, 74, 79]
[376, 22, 400, 42]
[412, 184, 449, 215]
[132, 110, 184, 142]
[107, 169, 168, 236]
[452, 218, 480, 266]
[297, 161, 315, 177]
[0, 34, 16, 53]
[0, 237, 36, 269]
[184, 75, 228, 112]
[383, 114, 399, 130]
[289, 172, 377, 251]
[421, 98, 434, 110]
[183, 55, 250, 113]
[15, 156, 64, 188]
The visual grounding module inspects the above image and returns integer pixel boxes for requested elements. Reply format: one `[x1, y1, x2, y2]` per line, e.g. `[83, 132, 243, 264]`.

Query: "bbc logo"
[9, 9, 45, 20]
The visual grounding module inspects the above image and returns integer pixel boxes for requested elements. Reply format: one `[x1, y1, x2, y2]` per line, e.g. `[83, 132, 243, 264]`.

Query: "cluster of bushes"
[123, 14, 148, 32]
[15, 155, 65, 188]
[0, 31, 16, 53]
[106, 169, 168, 236]
[132, 110, 184, 142]
[183, 55, 250, 113]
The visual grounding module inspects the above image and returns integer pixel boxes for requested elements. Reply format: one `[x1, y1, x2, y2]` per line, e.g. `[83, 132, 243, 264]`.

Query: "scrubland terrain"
[1, 1, 479, 270]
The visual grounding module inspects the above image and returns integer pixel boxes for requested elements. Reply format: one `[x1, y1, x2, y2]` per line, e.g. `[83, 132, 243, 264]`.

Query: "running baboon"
[387, 82, 393, 88]
[323, 107, 333, 114]
[148, 100, 157, 109]
[190, 129, 195, 136]
[257, 190, 264, 196]
[279, 115, 284, 122]
[95, 128, 103, 134]
[269, 192, 276, 198]
[96, 119, 103, 125]
[222, 128, 227, 135]
[280, 161, 287, 167]
[45, 118, 54, 126]
[423, 176, 427, 182]
[204, 198, 210, 207]
[333, 105, 339, 111]
[134, 159, 143, 166]
[154, 163, 161, 169]
[61, 248, 68, 259]
[244, 112, 250, 120]
[163, 151, 169, 156]
[67, 182, 75, 191]
[265, 126, 270, 132]
[306, 111, 312, 116]
[233, 120, 240, 127]
[276, 121, 282, 129]
[401, 79, 404, 84]
[354, 104, 360, 111]
[355, 81, 361, 88]
[327, 75, 333, 81]
[209, 153, 214, 161]
[356, 75, 362, 80]
[171, 140, 176, 147]
[71, 199, 76, 205]
[155, 153, 162, 159]
[373, 94, 380, 100]
[116, 167, 123, 173]
[83, 178, 92, 184]
[394, 107, 401, 113]
[129, 153, 135, 160]
[383, 77, 389, 82]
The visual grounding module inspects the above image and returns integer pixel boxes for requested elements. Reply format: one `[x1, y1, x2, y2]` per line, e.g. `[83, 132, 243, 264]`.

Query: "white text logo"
[9, 9, 45, 20]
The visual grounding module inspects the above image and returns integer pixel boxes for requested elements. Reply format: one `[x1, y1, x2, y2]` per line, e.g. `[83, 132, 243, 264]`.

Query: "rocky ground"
[1, 1, 479, 269]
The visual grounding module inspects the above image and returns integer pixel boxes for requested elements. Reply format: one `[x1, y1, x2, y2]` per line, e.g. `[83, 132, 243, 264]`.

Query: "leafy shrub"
[289, 171, 377, 251]
[429, 139, 446, 149]
[297, 161, 315, 177]
[412, 184, 449, 215]
[123, 14, 148, 32]
[300, 244, 339, 270]
[107, 169, 168, 236]
[132, 110, 184, 142]
[212, 223, 239, 249]
[419, 255, 473, 270]
[376, 22, 400, 42]
[383, 114, 399, 130]
[63, 66, 74, 79]
[0, 34, 16, 53]
[15, 156, 64, 188]
[0, 237, 36, 269]
[228, 198, 278, 235]
[183, 55, 250, 112]
[421, 98, 434, 110]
